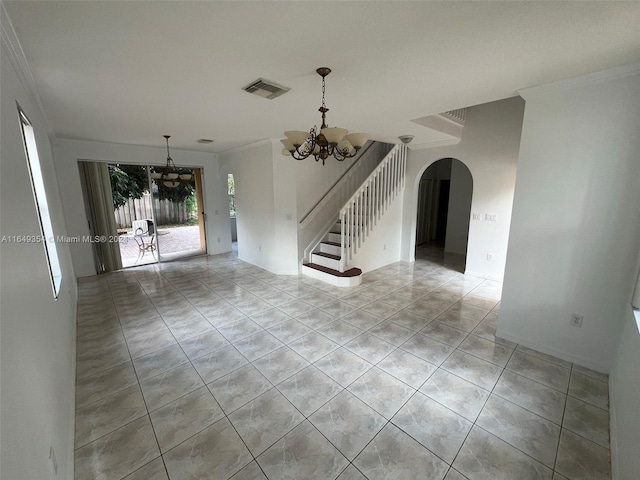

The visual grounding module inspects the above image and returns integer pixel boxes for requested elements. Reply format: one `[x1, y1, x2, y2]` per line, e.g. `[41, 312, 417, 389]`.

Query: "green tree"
[108, 164, 148, 209]
[109, 164, 196, 210]
[228, 174, 236, 217]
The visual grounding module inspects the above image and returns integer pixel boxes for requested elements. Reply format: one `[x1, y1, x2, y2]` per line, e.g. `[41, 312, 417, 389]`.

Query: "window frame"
[17, 103, 62, 299]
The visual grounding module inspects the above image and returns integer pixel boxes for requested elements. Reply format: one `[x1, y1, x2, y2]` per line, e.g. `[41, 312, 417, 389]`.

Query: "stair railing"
[299, 141, 391, 230]
[338, 144, 406, 271]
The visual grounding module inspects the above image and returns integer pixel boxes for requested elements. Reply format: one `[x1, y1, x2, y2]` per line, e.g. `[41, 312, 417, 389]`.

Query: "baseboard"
[609, 392, 619, 480]
[496, 330, 610, 373]
[463, 270, 504, 282]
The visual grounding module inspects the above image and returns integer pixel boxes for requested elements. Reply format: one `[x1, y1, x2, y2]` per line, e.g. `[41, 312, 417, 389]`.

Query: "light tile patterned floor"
[74, 246, 611, 480]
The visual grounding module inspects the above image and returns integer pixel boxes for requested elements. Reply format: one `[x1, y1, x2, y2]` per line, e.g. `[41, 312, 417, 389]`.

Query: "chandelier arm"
[291, 147, 313, 161]
[331, 143, 358, 162]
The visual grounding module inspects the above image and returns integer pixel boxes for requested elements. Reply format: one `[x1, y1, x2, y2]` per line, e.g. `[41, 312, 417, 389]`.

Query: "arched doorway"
[415, 158, 473, 269]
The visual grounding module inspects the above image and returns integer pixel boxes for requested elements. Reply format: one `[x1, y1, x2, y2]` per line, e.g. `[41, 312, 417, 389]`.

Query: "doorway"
[79, 161, 207, 272]
[415, 158, 472, 269]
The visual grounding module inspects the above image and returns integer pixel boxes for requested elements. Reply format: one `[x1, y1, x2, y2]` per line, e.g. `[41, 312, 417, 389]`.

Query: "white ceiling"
[4, 1, 640, 152]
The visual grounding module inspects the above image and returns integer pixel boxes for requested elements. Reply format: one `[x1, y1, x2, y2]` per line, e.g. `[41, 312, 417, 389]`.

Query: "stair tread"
[313, 251, 341, 260]
[322, 241, 341, 247]
[304, 263, 362, 278]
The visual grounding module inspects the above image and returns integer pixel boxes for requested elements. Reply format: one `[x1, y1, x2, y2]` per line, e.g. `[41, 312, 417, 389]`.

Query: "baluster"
[391, 153, 395, 199]
[359, 191, 363, 249]
[340, 211, 345, 272]
[376, 169, 381, 221]
[367, 181, 372, 236]
[354, 199, 357, 256]
[402, 146, 406, 188]
[384, 162, 389, 210]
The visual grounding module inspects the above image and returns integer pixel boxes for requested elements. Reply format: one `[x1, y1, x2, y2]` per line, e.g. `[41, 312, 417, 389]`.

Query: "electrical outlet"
[383, 244, 386, 250]
[485, 214, 497, 221]
[259, 245, 262, 252]
[217, 237, 220, 243]
[486, 253, 493, 261]
[570, 313, 584, 327]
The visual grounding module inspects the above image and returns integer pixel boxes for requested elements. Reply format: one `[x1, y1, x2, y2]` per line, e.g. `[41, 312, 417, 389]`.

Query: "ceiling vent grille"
[441, 108, 467, 126]
[243, 78, 290, 100]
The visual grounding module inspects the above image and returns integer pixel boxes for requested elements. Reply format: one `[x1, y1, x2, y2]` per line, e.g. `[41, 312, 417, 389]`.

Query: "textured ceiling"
[4, 1, 640, 152]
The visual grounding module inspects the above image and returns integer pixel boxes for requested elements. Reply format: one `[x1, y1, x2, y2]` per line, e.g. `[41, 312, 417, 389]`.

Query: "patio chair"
[134, 220, 156, 262]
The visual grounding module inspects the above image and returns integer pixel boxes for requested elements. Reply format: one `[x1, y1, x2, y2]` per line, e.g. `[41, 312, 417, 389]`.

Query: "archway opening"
[415, 158, 473, 271]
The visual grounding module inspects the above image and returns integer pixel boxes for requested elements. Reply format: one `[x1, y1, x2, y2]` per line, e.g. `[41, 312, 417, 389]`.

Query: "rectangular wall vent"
[243, 78, 290, 100]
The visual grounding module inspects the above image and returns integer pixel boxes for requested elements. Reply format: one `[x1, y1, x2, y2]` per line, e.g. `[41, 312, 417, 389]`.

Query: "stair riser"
[311, 254, 341, 270]
[301, 265, 362, 287]
[320, 243, 341, 256]
[327, 232, 342, 244]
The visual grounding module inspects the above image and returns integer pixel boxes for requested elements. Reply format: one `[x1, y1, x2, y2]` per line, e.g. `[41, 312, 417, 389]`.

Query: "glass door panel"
[152, 167, 206, 263]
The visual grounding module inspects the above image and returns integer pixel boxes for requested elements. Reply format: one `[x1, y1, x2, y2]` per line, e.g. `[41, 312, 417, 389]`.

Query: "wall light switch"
[472, 213, 482, 221]
[485, 214, 497, 221]
[286, 214, 292, 221]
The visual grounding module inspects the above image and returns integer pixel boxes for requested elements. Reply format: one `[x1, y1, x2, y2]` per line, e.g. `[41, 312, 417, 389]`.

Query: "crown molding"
[1, 2, 55, 136]
[408, 137, 461, 150]
[518, 62, 640, 100]
[218, 138, 273, 155]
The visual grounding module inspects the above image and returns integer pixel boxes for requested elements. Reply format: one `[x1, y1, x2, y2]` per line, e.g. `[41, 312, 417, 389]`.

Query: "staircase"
[302, 144, 407, 286]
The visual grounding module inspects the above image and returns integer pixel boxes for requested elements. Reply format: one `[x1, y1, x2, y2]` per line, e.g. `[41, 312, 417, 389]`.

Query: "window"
[228, 174, 236, 218]
[18, 105, 62, 299]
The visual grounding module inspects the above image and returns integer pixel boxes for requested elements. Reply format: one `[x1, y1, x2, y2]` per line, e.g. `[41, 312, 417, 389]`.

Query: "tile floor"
[74, 246, 611, 480]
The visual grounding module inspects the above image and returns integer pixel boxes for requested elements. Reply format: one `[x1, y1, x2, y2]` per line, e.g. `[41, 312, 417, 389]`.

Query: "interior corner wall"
[272, 144, 300, 275]
[219, 142, 277, 272]
[1, 41, 77, 480]
[445, 160, 473, 255]
[497, 70, 640, 372]
[53, 139, 229, 277]
[401, 96, 525, 281]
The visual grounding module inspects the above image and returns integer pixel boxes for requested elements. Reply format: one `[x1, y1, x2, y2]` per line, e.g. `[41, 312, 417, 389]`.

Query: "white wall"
[53, 139, 230, 277]
[609, 309, 640, 480]
[1, 37, 77, 480]
[272, 143, 301, 274]
[445, 159, 473, 255]
[402, 97, 524, 281]
[497, 65, 640, 372]
[295, 144, 359, 220]
[219, 141, 281, 272]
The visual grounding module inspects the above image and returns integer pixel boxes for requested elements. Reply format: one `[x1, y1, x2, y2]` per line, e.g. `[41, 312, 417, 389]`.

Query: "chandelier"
[150, 135, 192, 188]
[282, 68, 369, 165]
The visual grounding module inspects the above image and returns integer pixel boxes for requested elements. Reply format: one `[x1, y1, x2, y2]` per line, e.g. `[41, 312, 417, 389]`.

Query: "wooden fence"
[114, 193, 194, 228]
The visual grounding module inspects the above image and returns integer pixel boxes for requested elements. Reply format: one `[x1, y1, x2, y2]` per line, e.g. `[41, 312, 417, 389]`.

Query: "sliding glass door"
[151, 166, 206, 263]
[80, 161, 207, 271]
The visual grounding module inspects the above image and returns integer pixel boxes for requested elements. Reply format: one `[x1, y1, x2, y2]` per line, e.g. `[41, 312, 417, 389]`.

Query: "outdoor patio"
[120, 225, 202, 268]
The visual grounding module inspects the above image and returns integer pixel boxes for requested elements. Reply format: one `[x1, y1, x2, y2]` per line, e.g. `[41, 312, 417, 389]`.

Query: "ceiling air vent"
[243, 78, 290, 100]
